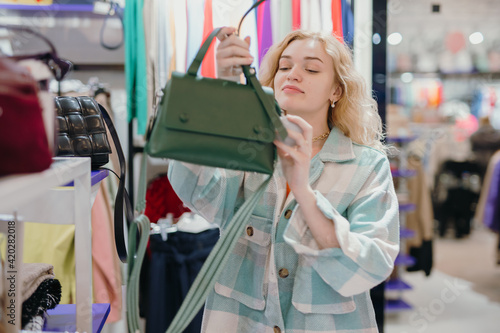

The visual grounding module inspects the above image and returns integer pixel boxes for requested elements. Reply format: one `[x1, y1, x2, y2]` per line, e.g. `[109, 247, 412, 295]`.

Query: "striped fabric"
[168, 127, 400, 332]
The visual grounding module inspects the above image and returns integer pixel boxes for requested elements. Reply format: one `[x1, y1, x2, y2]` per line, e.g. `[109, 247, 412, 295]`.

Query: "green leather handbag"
[145, 26, 287, 174]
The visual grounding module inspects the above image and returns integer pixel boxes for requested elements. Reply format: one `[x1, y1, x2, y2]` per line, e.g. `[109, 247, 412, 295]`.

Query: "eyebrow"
[280, 55, 324, 63]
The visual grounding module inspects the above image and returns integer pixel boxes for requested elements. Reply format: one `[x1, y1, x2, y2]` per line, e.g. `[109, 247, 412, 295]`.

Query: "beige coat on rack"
[406, 156, 434, 248]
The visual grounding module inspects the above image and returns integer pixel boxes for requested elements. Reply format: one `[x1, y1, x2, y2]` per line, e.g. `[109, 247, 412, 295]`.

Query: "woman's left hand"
[273, 115, 313, 196]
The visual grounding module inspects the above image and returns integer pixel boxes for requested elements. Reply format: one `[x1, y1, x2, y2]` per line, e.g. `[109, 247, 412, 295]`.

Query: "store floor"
[385, 226, 500, 333]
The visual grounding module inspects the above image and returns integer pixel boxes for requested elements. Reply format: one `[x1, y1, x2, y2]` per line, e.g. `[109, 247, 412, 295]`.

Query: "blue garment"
[342, 0, 354, 46]
[146, 229, 219, 333]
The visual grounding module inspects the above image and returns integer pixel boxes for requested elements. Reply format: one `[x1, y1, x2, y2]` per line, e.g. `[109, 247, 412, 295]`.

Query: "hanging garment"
[186, 0, 206, 71]
[200, 0, 216, 78]
[143, 0, 157, 117]
[157, 0, 173, 88]
[320, 0, 333, 34]
[146, 229, 219, 333]
[257, 0, 273, 64]
[125, 0, 148, 135]
[474, 150, 500, 225]
[405, 156, 434, 276]
[173, 0, 188, 73]
[270, 0, 280, 44]
[483, 161, 500, 233]
[91, 185, 123, 323]
[23, 223, 75, 305]
[292, 0, 300, 30]
[406, 156, 434, 249]
[278, 0, 293, 41]
[342, 0, 354, 45]
[145, 174, 191, 223]
[332, 0, 343, 39]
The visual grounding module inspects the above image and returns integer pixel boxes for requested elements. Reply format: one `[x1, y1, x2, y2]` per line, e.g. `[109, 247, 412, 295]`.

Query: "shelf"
[400, 228, 415, 239]
[386, 278, 412, 291]
[395, 254, 416, 266]
[386, 136, 417, 143]
[399, 203, 416, 212]
[389, 71, 500, 80]
[385, 298, 412, 313]
[391, 169, 417, 178]
[0, 157, 94, 333]
[43, 303, 110, 333]
[65, 169, 109, 187]
[0, 4, 94, 12]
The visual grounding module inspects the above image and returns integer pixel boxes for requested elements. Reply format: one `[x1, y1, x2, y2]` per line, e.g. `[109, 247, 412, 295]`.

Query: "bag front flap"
[161, 72, 276, 144]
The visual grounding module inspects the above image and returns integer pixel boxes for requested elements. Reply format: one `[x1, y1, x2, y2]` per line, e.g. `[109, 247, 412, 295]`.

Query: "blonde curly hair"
[259, 30, 386, 153]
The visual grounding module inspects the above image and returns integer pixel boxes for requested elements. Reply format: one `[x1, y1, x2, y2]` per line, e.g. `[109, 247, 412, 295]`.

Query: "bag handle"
[186, 3, 288, 141]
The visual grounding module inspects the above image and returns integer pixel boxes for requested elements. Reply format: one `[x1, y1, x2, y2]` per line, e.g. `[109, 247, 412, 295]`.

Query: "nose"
[286, 66, 302, 82]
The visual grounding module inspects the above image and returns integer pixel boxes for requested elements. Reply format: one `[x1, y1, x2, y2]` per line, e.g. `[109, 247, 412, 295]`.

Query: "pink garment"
[92, 185, 122, 322]
[455, 114, 479, 142]
[292, 0, 300, 30]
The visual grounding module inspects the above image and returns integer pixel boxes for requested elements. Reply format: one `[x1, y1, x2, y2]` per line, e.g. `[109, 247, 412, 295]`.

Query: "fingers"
[216, 26, 236, 41]
[216, 31, 254, 79]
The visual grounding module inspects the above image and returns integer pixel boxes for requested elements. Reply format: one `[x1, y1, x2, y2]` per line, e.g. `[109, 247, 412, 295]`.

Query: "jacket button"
[279, 268, 289, 278]
[284, 209, 293, 219]
[274, 326, 281, 333]
[246, 226, 254, 237]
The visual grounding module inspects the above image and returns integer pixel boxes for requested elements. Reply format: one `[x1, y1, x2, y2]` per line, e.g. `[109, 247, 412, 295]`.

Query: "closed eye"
[306, 69, 319, 73]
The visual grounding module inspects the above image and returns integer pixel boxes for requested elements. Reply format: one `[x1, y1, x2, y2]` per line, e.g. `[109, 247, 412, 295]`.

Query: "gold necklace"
[312, 130, 330, 142]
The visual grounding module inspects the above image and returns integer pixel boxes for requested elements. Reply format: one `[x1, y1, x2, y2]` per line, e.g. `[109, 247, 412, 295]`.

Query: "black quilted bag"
[55, 95, 132, 262]
[55, 96, 112, 169]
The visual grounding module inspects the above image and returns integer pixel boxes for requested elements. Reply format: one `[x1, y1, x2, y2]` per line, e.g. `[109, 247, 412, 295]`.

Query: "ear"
[330, 84, 343, 102]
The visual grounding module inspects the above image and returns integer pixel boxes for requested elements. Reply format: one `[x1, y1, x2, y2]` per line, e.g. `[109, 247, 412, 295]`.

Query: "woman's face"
[273, 38, 338, 117]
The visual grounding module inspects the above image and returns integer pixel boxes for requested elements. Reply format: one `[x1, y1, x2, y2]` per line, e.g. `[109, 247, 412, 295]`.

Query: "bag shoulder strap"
[97, 103, 133, 263]
[165, 175, 271, 333]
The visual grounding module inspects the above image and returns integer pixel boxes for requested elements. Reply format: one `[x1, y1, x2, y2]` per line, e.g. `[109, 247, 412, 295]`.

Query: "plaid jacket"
[168, 127, 400, 332]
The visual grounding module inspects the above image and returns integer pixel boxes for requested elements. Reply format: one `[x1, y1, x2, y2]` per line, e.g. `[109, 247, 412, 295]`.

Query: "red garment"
[332, 0, 343, 40]
[144, 174, 190, 223]
[201, 0, 216, 78]
[292, 0, 300, 30]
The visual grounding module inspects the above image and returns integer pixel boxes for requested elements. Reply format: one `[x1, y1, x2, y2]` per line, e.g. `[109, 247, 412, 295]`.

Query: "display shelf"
[65, 169, 109, 187]
[385, 278, 412, 291]
[0, 157, 97, 333]
[395, 254, 416, 266]
[43, 303, 110, 333]
[391, 169, 417, 178]
[400, 228, 415, 239]
[399, 203, 416, 212]
[386, 136, 418, 143]
[0, 4, 94, 12]
[385, 298, 412, 313]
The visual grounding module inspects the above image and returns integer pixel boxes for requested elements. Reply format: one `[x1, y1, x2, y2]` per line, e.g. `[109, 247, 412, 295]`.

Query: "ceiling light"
[469, 32, 484, 45]
[388, 32, 403, 46]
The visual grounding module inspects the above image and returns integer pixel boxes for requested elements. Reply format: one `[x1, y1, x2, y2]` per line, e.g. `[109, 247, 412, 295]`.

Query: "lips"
[282, 85, 304, 93]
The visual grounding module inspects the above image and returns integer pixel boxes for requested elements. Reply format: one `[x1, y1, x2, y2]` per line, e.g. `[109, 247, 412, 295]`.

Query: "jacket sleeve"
[167, 161, 245, 227]
[283, 156, 400, 297]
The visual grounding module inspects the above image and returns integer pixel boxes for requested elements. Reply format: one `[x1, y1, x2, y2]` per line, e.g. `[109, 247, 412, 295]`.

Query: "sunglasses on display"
[0, 24, 73, 81]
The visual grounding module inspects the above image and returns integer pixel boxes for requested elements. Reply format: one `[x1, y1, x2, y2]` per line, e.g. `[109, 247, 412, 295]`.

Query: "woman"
[168, 27, 399, 333]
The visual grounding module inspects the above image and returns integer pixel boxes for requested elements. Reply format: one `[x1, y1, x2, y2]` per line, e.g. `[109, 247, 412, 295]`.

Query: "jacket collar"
[317, 126, 356, 163]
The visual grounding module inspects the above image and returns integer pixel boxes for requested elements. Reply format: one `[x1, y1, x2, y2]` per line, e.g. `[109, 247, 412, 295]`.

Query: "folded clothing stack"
[20, 263, 62, 331]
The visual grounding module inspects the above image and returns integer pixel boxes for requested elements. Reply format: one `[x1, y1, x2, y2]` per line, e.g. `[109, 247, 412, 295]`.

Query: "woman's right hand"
[216, 26, 254, 80]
